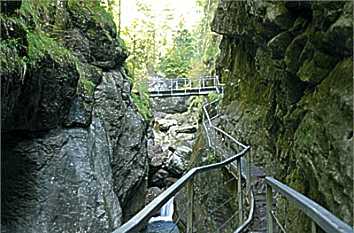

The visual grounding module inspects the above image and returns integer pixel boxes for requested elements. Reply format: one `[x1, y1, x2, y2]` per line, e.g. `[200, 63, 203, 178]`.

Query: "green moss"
[206, 151, 218, 164]
[20, 0, 52, 25]
[27, 31, 76, 65]
[78, 79, 95, 96]
[188, 96, 204, 111]
[67, 0, 115, 30]
[297, 58, 330, 83]
[189, 131, 206, 168]
[131, 92, 152, 121]
[132, 93, 152, 120]
[0, 39, 25, 75]
[1, 0, 78, 73]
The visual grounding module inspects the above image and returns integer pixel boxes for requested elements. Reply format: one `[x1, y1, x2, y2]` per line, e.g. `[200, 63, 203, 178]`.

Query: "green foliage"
[78, 79, 96, 96]
[131, 81, 152, 120]
[123, 21, 157, 79]
[0, 38, 25, 75]
[156, 0, 220, 78]
[0, 0, 119, 101]
[121, 0, 158, 78]
[1, 9, 75, 75]
[206, 151, 218, 164]
[120, 0, 220, 79]
[20, 0, 54, 30]
[159, 29, 196, 78]
[188, 96, 205, 112]
[188, 0, 221, 78]
[67, 0, 115, 30]
[207, 92, 220, 102]
[1, 0, 78, 70]
[27, 31, 76, 65]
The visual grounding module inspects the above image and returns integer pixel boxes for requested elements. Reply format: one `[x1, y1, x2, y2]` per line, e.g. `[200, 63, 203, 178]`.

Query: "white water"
[149, 197, 175, 223]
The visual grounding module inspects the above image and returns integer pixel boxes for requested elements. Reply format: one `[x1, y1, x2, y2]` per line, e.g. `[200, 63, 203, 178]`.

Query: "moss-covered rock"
[1, 1, 148, 232]
[212, 0, 353, 231]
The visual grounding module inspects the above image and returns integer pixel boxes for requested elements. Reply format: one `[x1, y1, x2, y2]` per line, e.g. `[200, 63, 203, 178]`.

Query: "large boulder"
[2, 119, 121, 233]
[147, 106, 200, 188]
[151, 97, 189, 114]
[94, 70, 149, 222]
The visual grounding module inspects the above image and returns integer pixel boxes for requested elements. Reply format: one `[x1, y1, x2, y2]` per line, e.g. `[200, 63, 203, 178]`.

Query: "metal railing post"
[237, 157, 243, 224]
[266, 184, 273, 233]
[187, 179, 194, 233]
[157, 81, 161, 96]
[184, 79, 187, 94]
[311, 221, 317, 233]
[170, 79, 173, 95]
[248, 154, 251, 191]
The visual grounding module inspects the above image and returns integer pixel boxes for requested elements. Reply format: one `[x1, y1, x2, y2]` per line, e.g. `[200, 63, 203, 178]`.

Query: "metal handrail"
[118, 70, 353, 233]
[127, 76, 352, 233]
[139, 76, 224, 97]
[114, 92, 251, 233]
[204, 98, 353, 233]
[234, 190, 255, 233]
[113, 147, 250, 233]
[202, 99, 255, 233]
[204, 99, 353, 233]
[265, 177, 353, 233]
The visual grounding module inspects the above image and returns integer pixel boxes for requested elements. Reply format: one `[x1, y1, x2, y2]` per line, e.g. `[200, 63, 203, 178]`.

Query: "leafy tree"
[101, 0, 122, 35]
[157, 0, 221, 79]
[121, 0, 158, 79]
[189, 0, 220, 78]
[158, 25, 196, 78]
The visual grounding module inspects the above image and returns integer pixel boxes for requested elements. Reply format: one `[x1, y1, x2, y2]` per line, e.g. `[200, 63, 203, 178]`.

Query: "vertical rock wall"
[212, 0, 353, 230]
[1, 1, 148, 232]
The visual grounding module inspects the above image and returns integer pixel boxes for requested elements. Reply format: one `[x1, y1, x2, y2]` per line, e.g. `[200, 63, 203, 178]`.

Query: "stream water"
[146, 197, 179, 233]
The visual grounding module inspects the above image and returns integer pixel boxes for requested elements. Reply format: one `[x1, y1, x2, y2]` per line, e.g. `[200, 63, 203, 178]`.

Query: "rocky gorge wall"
[1, 1, 148, 232]
[211, 0, 353, 231]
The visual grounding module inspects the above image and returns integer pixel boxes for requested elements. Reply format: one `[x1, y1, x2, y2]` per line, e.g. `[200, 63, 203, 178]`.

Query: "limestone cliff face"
[212, 0, 353, 230]
[1, 1, 148, 232]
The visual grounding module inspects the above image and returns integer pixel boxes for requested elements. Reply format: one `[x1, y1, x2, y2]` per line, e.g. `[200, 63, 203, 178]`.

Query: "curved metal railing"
[114, 82, 250, 233]
[265, 177, 353, 233]
[202, 98, 255, 233]
[203, 98, 353, 233]
[115, 76, 353, 233]
[113, 147, 250, 233]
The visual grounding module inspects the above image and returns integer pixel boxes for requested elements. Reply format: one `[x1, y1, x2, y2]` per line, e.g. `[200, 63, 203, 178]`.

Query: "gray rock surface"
[147, 97, 200, 188]
[94, 70, 149, 222]
[151, 97, 189, 114]
[2, 59, 79, 132]
[2, 119, 121, 233]
[1, 1, 148, 232]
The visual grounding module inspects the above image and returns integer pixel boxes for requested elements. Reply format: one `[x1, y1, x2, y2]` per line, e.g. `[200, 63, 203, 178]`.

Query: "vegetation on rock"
[212, 1, 353, 231]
